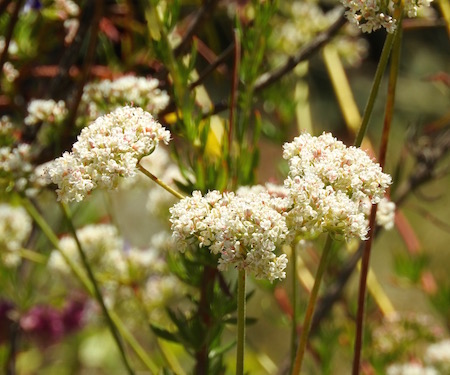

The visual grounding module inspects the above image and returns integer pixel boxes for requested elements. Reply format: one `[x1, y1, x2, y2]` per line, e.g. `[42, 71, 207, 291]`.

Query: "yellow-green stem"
[137, 162, 185, 200]
[291, 235, 333, 375]
[291, 244, 298, 369]
[110, 311, 159, 374]
[60, 202, 135, 375]
[18, 248, 47, 264]
[22, 197, 158, 373]
[352, 19, 403, 375]
[354, 32, 395, 147]
[21, 198, 93, 293]
[236, 269, 246, 375]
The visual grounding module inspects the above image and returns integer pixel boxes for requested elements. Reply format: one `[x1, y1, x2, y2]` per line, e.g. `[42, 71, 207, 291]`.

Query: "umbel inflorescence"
[44, 106, 170, 202]
[170, 189, 292, 282]
[171, 132, 393, 281]
[340, 0, 434, 33]
[283, 132, 392, 241]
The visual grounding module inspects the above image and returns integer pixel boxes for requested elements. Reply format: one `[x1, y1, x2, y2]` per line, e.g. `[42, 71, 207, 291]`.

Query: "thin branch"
[352, 205, 378, 375]
[405, 204, 450, 233]
[190, 42, 235, 90]
[173, 0, 219, 57]
[229, 29, 240, 153]
[204, 10, 347, 118]
[0, 0, 13, 17]
[61, 1, 104, 138]
[48, 2, 95, 97]
[394, 128, 450, 206]
[254, 10, 347, 92]
[60, 202, 136, 375]
[0, 0, 25, 79]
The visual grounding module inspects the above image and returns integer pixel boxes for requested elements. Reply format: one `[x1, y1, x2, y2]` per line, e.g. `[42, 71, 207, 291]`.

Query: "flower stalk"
[352, 18, 403, 375]
[236, 269, 247, 375]
[137, 162, 185, 200]
[22, 197, 159, 373]
[60, 202, 136, 375]
[291, 235, 333, 375]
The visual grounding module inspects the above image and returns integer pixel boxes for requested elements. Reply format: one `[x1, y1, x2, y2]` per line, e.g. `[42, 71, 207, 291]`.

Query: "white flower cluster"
[48, 224, 180, 319]
[81, 76, 170, 122]
[0, 203, 32, 267]
[272, 0, 368, 67]
[44, 106, 171, 202]
[283, 132, 392, 240]
[340, 0, 434, 34]
[48, 224, 164, 283]
[360, 196, 396, 230]
[0, 143, 34, 192]
[25, 99, 68, 126]
[3, 62, 19, 83]
[170, 190, 291, 281]
[0, 117, 13, 144]
[425, 339, 450, 373]
[387, 363, 438, 375]
[373, 312, 444, 358]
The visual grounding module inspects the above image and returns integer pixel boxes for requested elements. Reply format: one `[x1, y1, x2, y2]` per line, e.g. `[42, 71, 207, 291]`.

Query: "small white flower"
[0, 204, 32, 267]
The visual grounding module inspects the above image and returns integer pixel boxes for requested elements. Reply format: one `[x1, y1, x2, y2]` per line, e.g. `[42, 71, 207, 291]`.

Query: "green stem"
[351, 206, 378, 375]
[379, 25, 403, 169]
[352, 19, 403, 375]
[22, 197, 158, 373]
[291, 244, 298, 369]
[21, 198, 93, 293]
[354, 33, 396, 148]
[110, 311, 159, 374]
[236, 269, 246, 375]
[60, 202, 135, 375]
[18, 248, 47, 264]
[291, 235, 333, 375]
[137, 162, 185, 200]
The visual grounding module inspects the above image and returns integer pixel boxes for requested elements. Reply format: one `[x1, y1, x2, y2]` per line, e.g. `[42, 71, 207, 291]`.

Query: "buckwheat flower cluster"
[48, 224, 125, 277]
[25, 99, 68, 126]
[425, 339, 450, 373]
[270, 0, 368, 68]
[0, 116, 13, 139]
[0, 203, 32, 267]
[48, 223, 181, 321]
[340, 0, 433, 34]
[0, 144, 34, 193]
[48, 224, 168, 284]
[360, 196, 396, 230]
[81, 76, 170, 122]
[372, 313, 443, 357]
[44, 106, 171, 202]
[283, 132, 392, 240]
[170, 190, 290, 281]
[3, 62, 19, 83]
